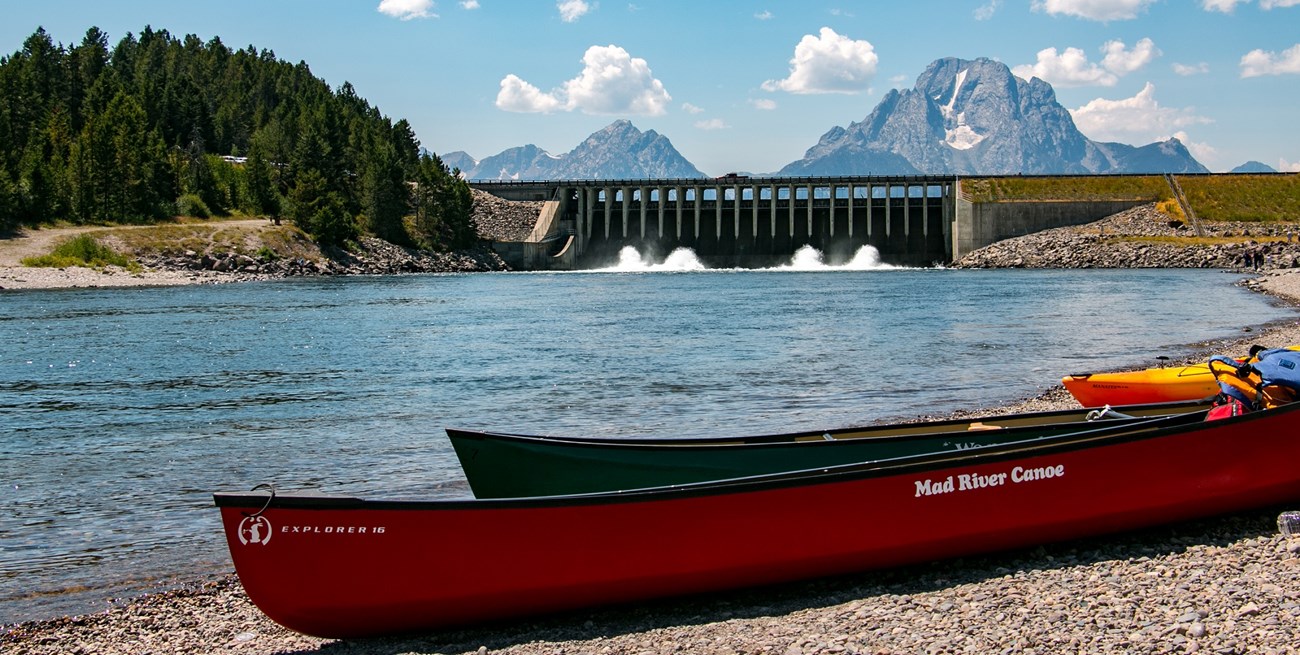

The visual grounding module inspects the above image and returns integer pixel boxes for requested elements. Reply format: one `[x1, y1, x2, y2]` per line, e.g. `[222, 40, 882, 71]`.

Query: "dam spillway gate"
[473, 175, 959, 270]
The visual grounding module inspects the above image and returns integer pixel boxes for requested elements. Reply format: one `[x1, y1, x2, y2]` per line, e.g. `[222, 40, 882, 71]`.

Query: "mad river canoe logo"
[238, 515, 273, 546]
[914, 463, 1066, 497]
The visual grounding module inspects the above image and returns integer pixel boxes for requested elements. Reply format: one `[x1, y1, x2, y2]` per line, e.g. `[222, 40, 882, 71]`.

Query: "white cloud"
[1280, 158, 1300, 172]
[1032, 0, 1155, 20]
[694, 119, 729, 130]
[557, 0, 591, 22]
[755, 10, 773, 20]
[1012, 47, 1117, 86]
[682, 102, 704, 114]
[495, 74, 565, 113]
[762, 27, 878, 95]
[750, 98, 777, 110]
[1202, 0, 1246, 11]
[1012, 38, 1156, 87]
[495, 45, 671, 115]
[1101, 38, 1159, 74]
[1070, 82, 1212, 142]
[1240, 44, 1300, 77]
[1173, 62, 1210, 75]
[1262, 0, 1300, 8]
[974, 0, 1002, 20]
[460, 0, 479, 8]
[378, 0, 437, 20]
[563, 45, 671, 114]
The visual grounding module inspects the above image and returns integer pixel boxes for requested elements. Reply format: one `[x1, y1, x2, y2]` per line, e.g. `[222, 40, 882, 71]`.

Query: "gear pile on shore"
[955, 204, 1300, 270]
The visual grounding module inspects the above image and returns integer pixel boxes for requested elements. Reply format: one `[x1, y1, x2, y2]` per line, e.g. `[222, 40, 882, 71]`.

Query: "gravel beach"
[5, 218, 1300, 654]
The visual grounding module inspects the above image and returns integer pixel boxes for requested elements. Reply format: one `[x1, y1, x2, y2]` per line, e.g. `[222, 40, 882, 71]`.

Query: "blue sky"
[4, 0, 1299, 175]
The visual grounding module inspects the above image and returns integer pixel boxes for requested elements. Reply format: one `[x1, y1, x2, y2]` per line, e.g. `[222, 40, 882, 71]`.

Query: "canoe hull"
[448, 401, 1208, 498]
[216, 403, 1300, 638]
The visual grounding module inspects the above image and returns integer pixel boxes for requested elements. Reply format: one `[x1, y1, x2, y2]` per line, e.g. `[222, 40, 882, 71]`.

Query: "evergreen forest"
[0, 26, 475, 249]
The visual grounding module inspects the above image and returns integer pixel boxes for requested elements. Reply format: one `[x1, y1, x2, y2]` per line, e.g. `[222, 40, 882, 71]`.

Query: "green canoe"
[446, 400, 1211, 498]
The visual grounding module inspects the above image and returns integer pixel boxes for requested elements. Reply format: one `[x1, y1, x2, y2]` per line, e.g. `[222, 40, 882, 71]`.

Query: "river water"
[0, 252, 1294, 623]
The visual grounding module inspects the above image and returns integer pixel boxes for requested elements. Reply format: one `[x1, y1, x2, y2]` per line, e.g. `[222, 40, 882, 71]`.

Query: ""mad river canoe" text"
[914, 464, 1065, 497]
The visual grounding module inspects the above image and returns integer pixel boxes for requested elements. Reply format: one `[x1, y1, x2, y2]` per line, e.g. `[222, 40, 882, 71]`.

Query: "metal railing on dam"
[471, 175, 959, 269]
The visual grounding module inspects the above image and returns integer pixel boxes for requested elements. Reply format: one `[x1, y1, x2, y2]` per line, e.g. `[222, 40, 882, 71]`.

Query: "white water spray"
[600, 246, 707, 272]
[593, 244, 900, 272]
[768, 245, 898, 271]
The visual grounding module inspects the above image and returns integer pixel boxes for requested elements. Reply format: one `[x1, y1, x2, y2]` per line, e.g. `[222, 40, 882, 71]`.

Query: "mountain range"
[447, 56, 1239, 180]
[444, 120, 705, 180]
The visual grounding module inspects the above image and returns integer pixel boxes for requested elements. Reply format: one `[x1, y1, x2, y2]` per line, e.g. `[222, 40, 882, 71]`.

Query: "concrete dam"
[472, 175, 1145, 270]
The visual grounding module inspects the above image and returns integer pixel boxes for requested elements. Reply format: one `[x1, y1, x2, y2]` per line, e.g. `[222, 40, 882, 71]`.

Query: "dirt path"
[0, 220, 269, 267]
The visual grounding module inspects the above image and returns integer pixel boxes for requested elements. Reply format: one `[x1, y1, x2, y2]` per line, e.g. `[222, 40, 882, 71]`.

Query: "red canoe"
[215, 403, 1300, 638]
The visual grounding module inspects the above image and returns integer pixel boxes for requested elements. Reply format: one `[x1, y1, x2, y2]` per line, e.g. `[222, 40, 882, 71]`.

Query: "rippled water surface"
[0, 268, 1293, 623]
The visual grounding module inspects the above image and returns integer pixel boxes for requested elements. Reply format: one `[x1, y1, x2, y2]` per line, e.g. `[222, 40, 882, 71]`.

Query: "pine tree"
[361, 136, 408, 244]
[412, 152, 477, 250]
[412, 153, 447, 247]
[243, 142, 280, 221]
[182, 127, 222, 213]
[288, 168, 355, 245]
[0, 165, 17, 232]
[444, 174, 476, 249]
[67, 27, 109, 133]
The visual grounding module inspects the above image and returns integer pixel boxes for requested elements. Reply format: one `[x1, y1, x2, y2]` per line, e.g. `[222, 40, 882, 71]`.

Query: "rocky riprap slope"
[954, 204, 1300, 270]
[470, 189, 543, 242]
[138, 236, 507, 281]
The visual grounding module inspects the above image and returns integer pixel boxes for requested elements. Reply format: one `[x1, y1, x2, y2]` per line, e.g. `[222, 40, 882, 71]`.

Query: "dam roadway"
[470, 175, 1146, 270]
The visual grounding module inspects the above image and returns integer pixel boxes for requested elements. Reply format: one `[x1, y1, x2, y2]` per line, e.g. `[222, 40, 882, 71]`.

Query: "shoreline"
[0, 264, 251, 290]
[3, 271, 1299, 653]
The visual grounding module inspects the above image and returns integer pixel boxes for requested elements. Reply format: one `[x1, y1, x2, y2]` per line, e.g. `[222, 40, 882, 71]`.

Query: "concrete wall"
[489, 199, 573, 270]
[952, 198, 1146, 261]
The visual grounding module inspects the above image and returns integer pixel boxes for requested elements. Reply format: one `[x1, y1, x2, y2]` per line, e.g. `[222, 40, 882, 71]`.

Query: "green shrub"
[176, 193, 211, 218]
[254, 245, 280, 261]
[22, 234, 136, 269]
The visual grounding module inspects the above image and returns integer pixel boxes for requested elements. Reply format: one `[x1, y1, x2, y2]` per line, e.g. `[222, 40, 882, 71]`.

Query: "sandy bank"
[0, 265, 239, 290]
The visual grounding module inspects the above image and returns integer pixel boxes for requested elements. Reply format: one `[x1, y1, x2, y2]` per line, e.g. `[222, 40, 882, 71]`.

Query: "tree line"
[0, 26, 475, 249]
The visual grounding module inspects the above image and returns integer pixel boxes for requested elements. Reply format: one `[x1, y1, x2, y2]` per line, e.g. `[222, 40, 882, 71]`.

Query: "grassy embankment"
[19, 218, 323, 270]
[22, 234, 141, 270]
[962, 174, 1300, 247]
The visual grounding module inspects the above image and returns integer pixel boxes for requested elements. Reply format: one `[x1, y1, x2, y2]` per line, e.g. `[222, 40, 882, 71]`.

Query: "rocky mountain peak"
[779, 56, 1205, 176]
[449, 120, 704, 180]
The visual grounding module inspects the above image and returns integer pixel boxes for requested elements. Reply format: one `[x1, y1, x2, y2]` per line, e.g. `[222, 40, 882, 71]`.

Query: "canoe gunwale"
[445, 398, 1212, 449]
[215, 402, 1246, 511]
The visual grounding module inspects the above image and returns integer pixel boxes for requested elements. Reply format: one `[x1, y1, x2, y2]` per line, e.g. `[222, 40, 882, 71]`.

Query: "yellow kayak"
[1062, 346, 1300, 407]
